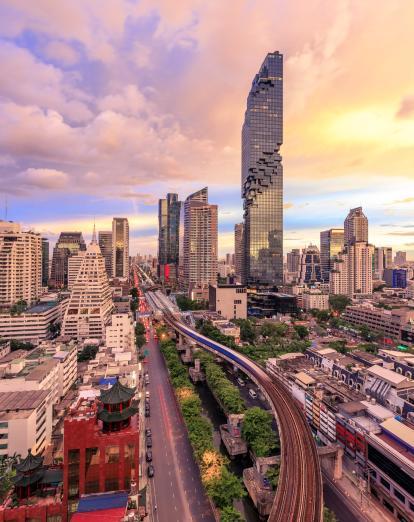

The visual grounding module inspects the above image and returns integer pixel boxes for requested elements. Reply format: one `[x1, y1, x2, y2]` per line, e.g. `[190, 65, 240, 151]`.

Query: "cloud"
[391, 197, 414, 205]
[386, 232, 414, 237]
[43, 40, 79, 65]
[17, 168, 69, 190]
[396, 96, 414, 119]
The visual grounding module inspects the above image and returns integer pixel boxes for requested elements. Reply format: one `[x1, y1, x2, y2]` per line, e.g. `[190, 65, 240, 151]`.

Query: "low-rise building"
[248, 292, 297, 318]
[302, 289, 329, 311]
[209, 284, 247, 319]
[105, 313, 135, 353]
[211, 319, 240, 342]
[0, 389, 53, 456]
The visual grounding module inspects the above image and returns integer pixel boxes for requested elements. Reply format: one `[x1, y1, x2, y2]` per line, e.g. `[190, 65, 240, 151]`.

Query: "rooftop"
[380, 418, 414, 451]
[0, 389, 50, 411]
[25, 301, 60, 314]
[368, 365, 409, 386]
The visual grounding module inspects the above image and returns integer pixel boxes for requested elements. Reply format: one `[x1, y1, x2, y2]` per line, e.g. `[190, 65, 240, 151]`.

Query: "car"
[147, 464, 154, 478]
[145, 428, 152, 437]
[145, 391, 150, 398]
[145, 409, 150, 418]
[146, 450, 153, 462]
[248, 389, 257, 399]
[146, 437, 152, 447]
[237, 377, 245, 387]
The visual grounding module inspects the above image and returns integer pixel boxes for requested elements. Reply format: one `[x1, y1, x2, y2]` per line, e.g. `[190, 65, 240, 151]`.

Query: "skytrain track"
[146, 289, 323, 522]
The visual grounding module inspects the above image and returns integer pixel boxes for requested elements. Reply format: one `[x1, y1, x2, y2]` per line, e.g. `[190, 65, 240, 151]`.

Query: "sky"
[0, 0, 413, 258]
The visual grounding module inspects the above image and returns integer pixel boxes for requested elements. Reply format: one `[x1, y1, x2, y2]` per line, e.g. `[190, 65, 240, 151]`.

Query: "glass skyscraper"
[242, 51, 283, 287]
[158, 193, 181, 283]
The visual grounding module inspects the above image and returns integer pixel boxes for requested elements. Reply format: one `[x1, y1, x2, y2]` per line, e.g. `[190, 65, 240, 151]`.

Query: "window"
[68, 449, 80, 499]
[0, 443, 7, 449]
[382, 499, 394, 513]
[394, 489, 405, 503]
[380, 477, 390, 490]
[0, 422, 7, 429]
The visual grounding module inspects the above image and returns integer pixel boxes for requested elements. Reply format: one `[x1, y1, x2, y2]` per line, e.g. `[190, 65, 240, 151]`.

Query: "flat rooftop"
[0, 389, 50, 411]
[26, 301, 59, 314]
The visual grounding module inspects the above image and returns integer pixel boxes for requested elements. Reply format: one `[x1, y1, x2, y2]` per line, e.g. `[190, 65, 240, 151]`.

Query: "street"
[143, 335, 215, 522]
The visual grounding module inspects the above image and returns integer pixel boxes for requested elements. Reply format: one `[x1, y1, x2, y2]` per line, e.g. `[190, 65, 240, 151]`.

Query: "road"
[144, 335, 215, 522]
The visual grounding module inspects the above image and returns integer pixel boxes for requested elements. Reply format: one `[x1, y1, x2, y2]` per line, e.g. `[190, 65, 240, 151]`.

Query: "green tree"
[315, 310, 331, 323]
[242, 407, 277, 457]
[293, 325, 309, 339]
[10, 299, 28, 316]
[136, 335, 145, 349]
[328, 340, 347, 354]
[135, 321, 145, 336]
[265, 463, 280, 490]
[233, 319, 257, 343]
[10, 339, 34, 352]
[130, 287, 138, 299]
[205, 467, 245, 509]
[220, 506, 244, 522]
[328, 294, 351, 313]
[77, 345, 99, 362]
[323, 506, 338, 522]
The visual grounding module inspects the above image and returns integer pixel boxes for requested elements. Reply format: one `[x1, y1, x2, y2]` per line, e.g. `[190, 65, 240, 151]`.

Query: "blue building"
[383, 268, 407, 288]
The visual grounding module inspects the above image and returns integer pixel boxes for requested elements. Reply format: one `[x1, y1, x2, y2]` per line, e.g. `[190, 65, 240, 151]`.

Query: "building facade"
[98, 231, 113, 277]
[50, 232, 86, 288]
[374, 247, 393, 280]
[0, 221, 42, 308]
[344, 207, 368, 246]
[158, 193, 181, 284]
[286, 248, 301, 275]
[112, 218, 129, 279]
[234, 223, 244, 283]
[320, 229, 344, 282]
[298, 245, 323, 285]
[394, 251, 407, 265]
[242, 51, 283, 287]
[384, 268, 408, 289]
[343, 304, 414, 339]
[209, 285, 247, 319]
[183, 188, 218, 298]
[330, 242, 374, 297]
[41, 238, 49, 287]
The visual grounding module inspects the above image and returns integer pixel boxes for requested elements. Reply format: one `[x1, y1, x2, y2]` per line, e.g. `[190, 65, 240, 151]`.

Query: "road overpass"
[146, 289, 323, 522]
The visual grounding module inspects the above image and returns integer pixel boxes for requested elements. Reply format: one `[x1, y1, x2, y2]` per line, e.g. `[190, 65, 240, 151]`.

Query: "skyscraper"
[286, 248, 301, 274]
[344, 207, 368, 246]
[98, 231, 113, 277]
[62, 231, 113, 340]
[50, 232, 86, 288]
[374, 247, 393, 279]
[242, 51, 283, 287]
[0, 221, 42, 308]
[183, 187, 218, 298]
[298, 245, 323, 285]
[41, 237, 49, 287]
[394, 251, 407, 265]
[112, 218, 129, 279]
[158, 193, 181, 283]
[234, 223, 244, 282]
[320, 229, 344, 282]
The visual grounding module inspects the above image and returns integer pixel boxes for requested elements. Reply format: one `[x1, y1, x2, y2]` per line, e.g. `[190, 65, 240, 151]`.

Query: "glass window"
[394, 489, 405, 503]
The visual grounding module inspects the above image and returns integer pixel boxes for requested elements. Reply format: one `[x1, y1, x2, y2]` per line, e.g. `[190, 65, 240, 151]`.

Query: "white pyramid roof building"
[62, 230, 114, 341]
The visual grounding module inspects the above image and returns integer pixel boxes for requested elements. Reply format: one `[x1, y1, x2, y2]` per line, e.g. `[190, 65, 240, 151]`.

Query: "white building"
[0, 221, 42, 308]
[0, 390, 53, 457]
[209, 285, 247, 319]
[112, 218, 129, 279]
[330, 242, 374, 297]
[105, 313, 135, 353]
[0, 299, 67, 342]
[302, 290, 329, 311]
[62, 232, 114, 341]
[67, 250, 86, 289]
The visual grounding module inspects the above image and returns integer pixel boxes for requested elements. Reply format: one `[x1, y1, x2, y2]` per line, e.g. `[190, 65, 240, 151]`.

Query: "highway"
[147, 289, 324, 522]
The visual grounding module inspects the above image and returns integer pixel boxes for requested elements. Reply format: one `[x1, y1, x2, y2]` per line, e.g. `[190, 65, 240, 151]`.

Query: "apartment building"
[343, 304, 414, 339]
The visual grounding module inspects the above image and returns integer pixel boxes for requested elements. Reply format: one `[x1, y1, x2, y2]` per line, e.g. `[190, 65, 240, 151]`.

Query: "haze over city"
[1, 1, 414, 256]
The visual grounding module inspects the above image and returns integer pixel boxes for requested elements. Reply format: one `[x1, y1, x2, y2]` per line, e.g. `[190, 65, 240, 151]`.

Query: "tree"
[130, 287, 138, 299]
[233, 319, 257, 343]
[10, 299, 27, 316]
[135, 322, 145, 336]
[220, 506, 244, 522]
[48, 321, 61, 338]
[10, 339, 34, 352]
[323, 507, 338, 522]
[315, 310, 331, 323]
[136, 335, 145, 349]
[328, 340, 347, 354]
[77, 344, 98, 362]
[329, 295, 351, 313]
[265, 463, 280, 490]
[242, 407, 277, 457]
[205, 467, 245, 509]
[293, 325, 309, 339]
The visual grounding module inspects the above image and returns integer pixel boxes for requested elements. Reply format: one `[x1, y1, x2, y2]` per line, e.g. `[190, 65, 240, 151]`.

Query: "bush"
[242, 407, 278, 457]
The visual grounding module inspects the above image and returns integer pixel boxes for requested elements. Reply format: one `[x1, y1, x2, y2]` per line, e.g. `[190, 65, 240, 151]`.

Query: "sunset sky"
[0, 0, 413, 257]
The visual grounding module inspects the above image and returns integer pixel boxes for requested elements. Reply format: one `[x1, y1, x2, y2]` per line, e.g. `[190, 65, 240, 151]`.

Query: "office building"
[209, 285, 247, 319]
[50, 232, 86, 288]
[158, 193, 181, 284]
[298, 245, 323, 285]
[242, 51, 283, 287]
[248, 292, 297, 317]
[374, 247, 393, 279]
[62, 232, 113, 341]
[234, 223, 244, 282]
[344, 207, 368, 246]
[98, 231, 113, 277]
[63, 381, 139, 513]
[183, 187, 218, 298]
[112, 218, 129, 279]
[0, 390, 53, 457]
[320, 229, 344, 281]
[41, 238, 49, 287]
[287, 248, 301, 274]
[0, 221, 42, 308]
[383, 268, 408, 289]
[394, 251, 407, 265]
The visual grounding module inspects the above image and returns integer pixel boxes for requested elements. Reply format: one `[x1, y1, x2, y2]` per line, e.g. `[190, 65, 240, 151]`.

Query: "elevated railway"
[146, 290, 323, 522]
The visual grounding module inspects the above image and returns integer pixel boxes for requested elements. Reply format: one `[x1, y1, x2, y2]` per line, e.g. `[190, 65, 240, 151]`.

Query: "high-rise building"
[0, 221, 42, 308]
[41, 237, 49, 287]
[183, 187, 218, 298]
[62, 231, 113, 340]
[234, 223, 244, 282]
[330, 242, 374, 297]
[112, 218, 129, 279]
[374, 247, 393, 279]
[344, 207, 368, 246]
[67, 250, 86, 289]
[242, 51, 283, 287]
[320, 229, 344, 282]
[50, 232, 86, 288]
[286, 248, 301, 274]
[383, 268, 408, 289]
[98, 231, 113, 277]
[158, 193, 181, 284]
[394, 251, 407, 265]
[298, 245, 323, 285]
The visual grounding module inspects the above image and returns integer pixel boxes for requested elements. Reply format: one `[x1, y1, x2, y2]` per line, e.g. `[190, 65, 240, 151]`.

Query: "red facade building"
[63, 380, 139, 516]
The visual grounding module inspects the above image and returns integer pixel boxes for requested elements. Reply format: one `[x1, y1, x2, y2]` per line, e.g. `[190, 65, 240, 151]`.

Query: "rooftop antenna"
[91, 216, 97, 244]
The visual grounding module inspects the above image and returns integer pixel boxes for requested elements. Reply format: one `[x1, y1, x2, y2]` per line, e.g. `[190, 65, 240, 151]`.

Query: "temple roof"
[15, 449, 44, 473]
[98, 404, 138, 423]
[99, 378, 136, 405]
[14, 468, 44, 487]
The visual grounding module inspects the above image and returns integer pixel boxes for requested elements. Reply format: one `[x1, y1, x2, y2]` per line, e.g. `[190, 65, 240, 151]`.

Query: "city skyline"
[0, 2, 413, 256]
